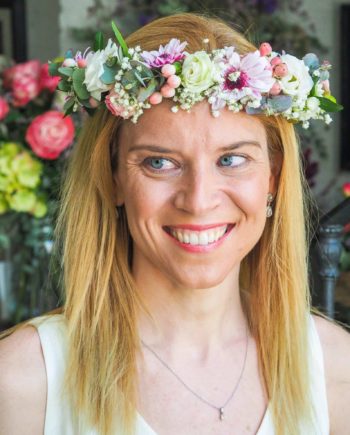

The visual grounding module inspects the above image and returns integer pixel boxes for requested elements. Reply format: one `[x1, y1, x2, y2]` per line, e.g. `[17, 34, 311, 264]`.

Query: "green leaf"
[317, 97, 343, 112]
[48, 62, 61, 77]
[72, 69, 90, 100]
[57, 80, 71, 92]
[100, 64, 118, 85]
[137, 78, 157, 102]
[111, 21, 129, 58]
[94, 31, 105, 51]
[58, 66, 74, 77]
[63, 97, 75, 112]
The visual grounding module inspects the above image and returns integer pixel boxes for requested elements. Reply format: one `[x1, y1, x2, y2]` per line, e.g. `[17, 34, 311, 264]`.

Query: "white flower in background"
[181, 51, 217, 93]
[84, 39, 120, 100]
[279, 54, 314, 102]
[306, 96, 320, 113]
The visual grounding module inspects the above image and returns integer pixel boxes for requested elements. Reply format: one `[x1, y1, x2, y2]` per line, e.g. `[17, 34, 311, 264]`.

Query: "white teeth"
[169, 225, 229, 246]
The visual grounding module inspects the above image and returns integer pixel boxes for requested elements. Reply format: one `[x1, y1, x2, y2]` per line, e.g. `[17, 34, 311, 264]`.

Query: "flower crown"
[49, 22, 343, 128]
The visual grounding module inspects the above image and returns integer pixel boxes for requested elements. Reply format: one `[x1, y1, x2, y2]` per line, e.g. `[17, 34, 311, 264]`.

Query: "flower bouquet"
[0, 57, 76, 325]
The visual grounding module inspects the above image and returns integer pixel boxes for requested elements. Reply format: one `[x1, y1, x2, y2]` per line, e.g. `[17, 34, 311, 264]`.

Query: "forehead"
[118, 100, 267, 150]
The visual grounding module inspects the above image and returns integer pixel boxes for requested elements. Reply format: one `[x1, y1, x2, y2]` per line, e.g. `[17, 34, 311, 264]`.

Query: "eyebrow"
[128, 141, 261, 153]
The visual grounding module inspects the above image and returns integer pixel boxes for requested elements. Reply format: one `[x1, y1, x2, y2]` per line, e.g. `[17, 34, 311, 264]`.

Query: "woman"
[0, 13, 349, 435]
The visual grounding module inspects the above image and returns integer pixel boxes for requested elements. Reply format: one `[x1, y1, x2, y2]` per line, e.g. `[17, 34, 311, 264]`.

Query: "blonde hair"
[1, 13, 333, 435]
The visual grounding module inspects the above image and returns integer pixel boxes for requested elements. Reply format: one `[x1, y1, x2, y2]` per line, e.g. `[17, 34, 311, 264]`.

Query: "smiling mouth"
[163, 224, 235, 246]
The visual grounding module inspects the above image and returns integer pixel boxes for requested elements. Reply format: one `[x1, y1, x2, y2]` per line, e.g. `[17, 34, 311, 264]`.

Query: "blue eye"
[219, 154, 246, 167]
[144, 157, 175, 171]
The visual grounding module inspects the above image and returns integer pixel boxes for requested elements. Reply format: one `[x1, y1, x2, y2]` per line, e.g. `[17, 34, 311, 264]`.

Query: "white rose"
[84, 39, 120, 101]
[279, 54, 314, 102]
[181, 51, 216, 93]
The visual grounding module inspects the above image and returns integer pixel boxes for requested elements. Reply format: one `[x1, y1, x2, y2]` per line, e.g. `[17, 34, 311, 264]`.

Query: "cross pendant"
[219, 407, 224, 420]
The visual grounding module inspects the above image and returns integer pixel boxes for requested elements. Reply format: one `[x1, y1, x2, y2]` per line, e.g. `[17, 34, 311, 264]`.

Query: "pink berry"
[270, 57, 282, 67]
[167, 75, 181, 88]
[269, 81, 282, 96]
[77, 59, 87, 68]
[149, 92, 163, 105]
[259, 42, 272, 57]
[89, 97, 100, 108]
[161, 64, 176, 78]
[160, 85, 176, 98]
[322, 79, 330, 94]
[273, 63, 289, 78]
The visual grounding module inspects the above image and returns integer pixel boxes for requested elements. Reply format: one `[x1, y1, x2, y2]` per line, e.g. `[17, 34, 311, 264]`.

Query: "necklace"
[141, 324, 249, 421]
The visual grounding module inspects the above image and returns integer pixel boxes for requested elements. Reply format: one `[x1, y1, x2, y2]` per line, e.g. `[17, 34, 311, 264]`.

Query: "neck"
[133, 260, 248, 360]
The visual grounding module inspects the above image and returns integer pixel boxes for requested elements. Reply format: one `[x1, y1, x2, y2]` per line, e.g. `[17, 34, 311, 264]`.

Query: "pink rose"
[25, 110, 75, 159]
[39, 63, 60, 93]
[343, 182, 350, 198]
[0, 97, 9, 120]
[12, 75, 41, 107]
[105, 91, 131, 118]
[3, 60, 41, 88]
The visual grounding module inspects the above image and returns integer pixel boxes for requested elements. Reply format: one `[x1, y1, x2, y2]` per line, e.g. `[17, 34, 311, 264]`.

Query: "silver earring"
[266, 193, 274, 218]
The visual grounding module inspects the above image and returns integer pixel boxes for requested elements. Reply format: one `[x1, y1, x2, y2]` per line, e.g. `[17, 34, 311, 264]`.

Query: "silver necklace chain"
[141, 325, 249, 421]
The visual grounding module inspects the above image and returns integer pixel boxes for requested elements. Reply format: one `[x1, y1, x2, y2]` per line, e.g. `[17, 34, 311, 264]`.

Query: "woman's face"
[114, 101, 279, 289]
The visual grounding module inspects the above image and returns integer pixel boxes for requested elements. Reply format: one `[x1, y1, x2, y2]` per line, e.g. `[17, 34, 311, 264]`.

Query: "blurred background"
[0, 0, 349, 329]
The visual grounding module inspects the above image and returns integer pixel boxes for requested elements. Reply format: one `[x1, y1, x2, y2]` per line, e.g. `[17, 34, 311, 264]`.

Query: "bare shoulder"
[311, 314, 350, 435]
[0, 324, 47, 434]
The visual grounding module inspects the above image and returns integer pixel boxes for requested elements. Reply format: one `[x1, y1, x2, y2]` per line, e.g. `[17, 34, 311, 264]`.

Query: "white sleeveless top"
[28, 313, 329, 434]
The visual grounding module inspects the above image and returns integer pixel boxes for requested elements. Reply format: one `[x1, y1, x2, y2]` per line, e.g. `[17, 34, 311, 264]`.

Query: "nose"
[173, 163, 221, 215]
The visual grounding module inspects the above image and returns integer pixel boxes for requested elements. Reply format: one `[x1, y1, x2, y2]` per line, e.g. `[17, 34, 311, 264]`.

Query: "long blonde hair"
[1, 13, 332, 435]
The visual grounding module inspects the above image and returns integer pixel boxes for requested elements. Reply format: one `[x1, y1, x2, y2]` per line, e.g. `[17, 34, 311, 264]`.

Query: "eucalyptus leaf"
[317, 97, 343, 112]
[58, 67, 74, 78]
[101, 64, 118, 85]
[121, 70, 139, 90]
[73, 69, 90, 100]
[245, 106, 263, 115]
[267, 95, 293, 112]
[111, 21, 129, 58]
[94, 31, 105, 51]
[302, 53, 320, 72]
[58, 80, 71, 92]
[137, 78, 157, 102]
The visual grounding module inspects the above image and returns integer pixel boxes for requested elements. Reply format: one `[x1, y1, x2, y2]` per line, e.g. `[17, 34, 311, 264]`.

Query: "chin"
[169, 266, 236, 290]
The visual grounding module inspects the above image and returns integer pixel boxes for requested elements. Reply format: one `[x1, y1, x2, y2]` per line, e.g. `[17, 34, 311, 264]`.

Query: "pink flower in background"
[343, 182, 350, 198]
[12, 75, 41, 107]
[141, 38, 187, 67]
[0, 97, 9, 120]
[3, 60, 41, 88]
[25, 110, 75, 159]
[39, 63, 60, 92]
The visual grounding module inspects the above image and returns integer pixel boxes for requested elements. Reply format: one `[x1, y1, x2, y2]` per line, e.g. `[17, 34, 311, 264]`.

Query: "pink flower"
[0, 97, 9, 120]
[105, 91, 135, 119]
[343, 182, 350, 198]
[39, 63, 60, 93]
[12, 75, 40, 107]
[3, 60, 41, 89]
[221, 49, 274, 99]
[25, 111, 75, 159]
[141, 39, 187, 68]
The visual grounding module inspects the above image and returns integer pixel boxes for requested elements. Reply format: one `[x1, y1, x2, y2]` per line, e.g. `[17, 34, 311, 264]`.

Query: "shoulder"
[0, 324, 46, 434]
[311, 313, 350, 435]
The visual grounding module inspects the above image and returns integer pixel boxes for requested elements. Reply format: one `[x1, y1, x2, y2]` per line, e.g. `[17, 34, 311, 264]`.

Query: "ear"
[269, 151, 283, 196]
[113, 172, 125, 207]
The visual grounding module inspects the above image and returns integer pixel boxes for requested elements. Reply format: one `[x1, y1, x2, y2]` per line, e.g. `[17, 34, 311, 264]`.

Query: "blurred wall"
[26, 0, 60, 61]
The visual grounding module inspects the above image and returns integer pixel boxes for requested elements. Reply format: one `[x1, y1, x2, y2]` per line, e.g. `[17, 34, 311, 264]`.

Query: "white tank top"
[28, 313, 329, 434]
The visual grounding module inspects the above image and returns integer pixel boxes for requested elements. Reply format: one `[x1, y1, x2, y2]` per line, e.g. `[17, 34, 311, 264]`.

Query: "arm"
[0, 325, 47, 435]
[312, 314, 350, 435]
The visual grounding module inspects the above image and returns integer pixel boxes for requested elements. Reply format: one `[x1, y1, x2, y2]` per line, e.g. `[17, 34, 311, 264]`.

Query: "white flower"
[306, 97, 320, 112]
[279, 54, 314, 102]
[181, 51, 217, 93]
[84, 38, 120, 100]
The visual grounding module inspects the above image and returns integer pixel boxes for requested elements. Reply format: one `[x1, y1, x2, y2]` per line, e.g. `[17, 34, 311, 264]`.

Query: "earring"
[266, 193, 274, 218]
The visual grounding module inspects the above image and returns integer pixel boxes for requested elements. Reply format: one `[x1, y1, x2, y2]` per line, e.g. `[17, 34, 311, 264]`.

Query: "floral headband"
[49, 22, 343, 128]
